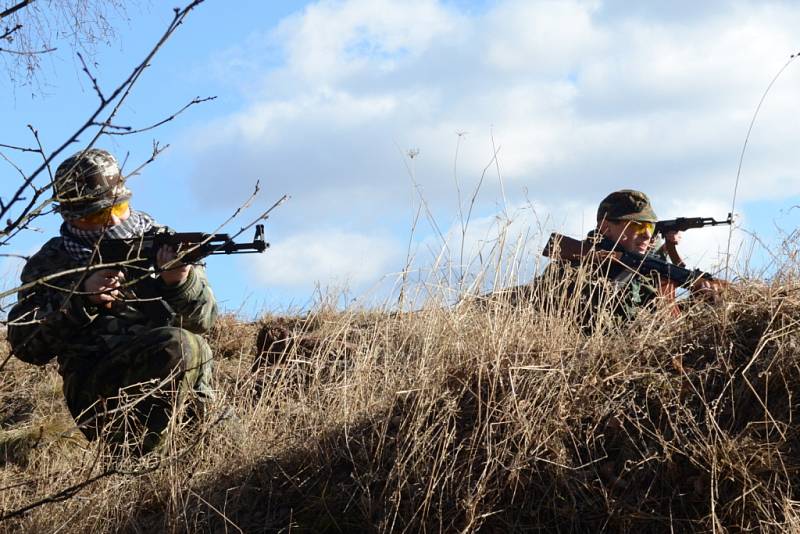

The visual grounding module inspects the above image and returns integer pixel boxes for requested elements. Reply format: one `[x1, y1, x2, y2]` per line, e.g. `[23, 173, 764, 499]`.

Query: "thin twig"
[0, 45, 56, 56]
[0, 142, 37, 153]
[76, 52, 105, 104]
[161, 191, 289, 273]
[0, 23, 21, 41]
[119, 140, 169, 183]
[0, 253, 30, 260]
[100, 96, 217, 136]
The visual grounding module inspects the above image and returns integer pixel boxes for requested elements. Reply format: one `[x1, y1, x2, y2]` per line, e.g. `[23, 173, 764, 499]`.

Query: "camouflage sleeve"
[7, 282, 95, 366]
[161, 265, 217, 334]
[6, 238, 99, 365]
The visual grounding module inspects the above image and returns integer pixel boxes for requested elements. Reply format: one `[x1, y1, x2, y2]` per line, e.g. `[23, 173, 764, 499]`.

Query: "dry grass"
[2, 258, 800, 532]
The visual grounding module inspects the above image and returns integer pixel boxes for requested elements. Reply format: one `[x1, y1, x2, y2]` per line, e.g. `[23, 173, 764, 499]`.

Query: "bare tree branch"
[0, 43, 55, 55]
[100, 95, 217, 136]
[0, 22, 22, 40]
[76, 51, 105, 104]
[0, 252, 30, 260]
[0, 124, 53, 242]
[0, 0, 206, 240]
[0, 1, 33, 20]
[1, 1, 140, 86]
[27, 124, 53, 185]
[0, 141, 38, 152]
[0, 149, 28, 183]
[120, 140, 168, 181]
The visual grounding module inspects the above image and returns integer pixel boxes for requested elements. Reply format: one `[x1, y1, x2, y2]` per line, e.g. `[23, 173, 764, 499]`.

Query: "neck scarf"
[60, 209, 156, 264]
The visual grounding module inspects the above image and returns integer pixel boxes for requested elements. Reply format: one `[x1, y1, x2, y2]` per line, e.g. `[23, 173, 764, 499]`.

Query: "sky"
[1, 0, 799, 316]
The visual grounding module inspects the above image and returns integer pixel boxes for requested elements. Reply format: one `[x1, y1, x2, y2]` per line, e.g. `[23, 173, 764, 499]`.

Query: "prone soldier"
[542, 189, 721, 328]
[575, 189, 663, 323]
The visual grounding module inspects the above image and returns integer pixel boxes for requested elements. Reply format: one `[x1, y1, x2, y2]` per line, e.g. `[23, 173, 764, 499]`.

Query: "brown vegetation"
[2, 267, 800, 532]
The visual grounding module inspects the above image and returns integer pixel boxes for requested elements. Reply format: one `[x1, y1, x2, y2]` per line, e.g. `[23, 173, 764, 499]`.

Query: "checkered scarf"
[60, 209, 156, 264]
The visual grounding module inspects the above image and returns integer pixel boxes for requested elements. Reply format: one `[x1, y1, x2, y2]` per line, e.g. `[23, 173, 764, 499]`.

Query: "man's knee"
[145, 326, 210, 378]
[147, 327, 214, 394]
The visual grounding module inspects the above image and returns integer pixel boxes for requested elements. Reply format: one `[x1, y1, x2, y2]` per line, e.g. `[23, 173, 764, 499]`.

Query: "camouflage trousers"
[62, 327, 214, 454]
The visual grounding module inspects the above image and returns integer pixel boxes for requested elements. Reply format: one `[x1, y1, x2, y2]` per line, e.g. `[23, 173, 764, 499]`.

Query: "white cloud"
[483, 0, 604, 74]
[248, 229, 400, 288]
[195, 89, 400, 151]
[274, 0, 460, 83]
[182, 0, 800, 291]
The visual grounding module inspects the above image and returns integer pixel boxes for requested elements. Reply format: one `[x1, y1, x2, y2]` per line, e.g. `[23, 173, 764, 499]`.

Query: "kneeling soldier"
[7, 149, 217, 454]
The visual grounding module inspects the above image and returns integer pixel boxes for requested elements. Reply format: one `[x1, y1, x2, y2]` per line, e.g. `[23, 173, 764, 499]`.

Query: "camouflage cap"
[596, 189, 658, 224]
[53, 149, 132, 220]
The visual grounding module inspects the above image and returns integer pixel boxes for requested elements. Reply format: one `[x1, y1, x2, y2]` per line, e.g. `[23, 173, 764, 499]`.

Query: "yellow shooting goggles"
[625, 219, 655, 237]
[76, 201, 130, 225]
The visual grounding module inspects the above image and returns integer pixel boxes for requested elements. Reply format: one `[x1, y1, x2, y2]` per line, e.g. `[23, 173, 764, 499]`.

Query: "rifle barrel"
[655, 213, 733, 235]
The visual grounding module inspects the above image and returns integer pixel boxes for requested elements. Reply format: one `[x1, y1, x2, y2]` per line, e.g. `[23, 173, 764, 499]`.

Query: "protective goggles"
[625, 220, 655, 237]
[76, 201, 130, 225]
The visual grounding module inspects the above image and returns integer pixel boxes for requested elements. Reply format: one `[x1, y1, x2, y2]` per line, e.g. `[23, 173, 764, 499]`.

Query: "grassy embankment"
[2, 249, 800, 532]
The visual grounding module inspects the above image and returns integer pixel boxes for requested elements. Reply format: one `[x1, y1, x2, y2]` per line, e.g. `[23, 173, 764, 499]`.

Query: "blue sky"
[2, 0, 799, 316]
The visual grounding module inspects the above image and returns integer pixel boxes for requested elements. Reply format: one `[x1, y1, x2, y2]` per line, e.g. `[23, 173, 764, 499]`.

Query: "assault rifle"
[94, 224, 269, 268]
[654, 213, 733, 237]
[86, 225, 268, 325]
[542, 232, 713, 288]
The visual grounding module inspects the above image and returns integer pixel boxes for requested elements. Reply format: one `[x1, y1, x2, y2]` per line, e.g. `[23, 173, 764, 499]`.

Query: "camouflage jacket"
[543, 233, 660, 328]
[7, 227, 218, 373]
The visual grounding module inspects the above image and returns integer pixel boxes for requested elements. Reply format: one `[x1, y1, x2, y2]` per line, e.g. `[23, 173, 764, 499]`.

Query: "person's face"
[68, 201, 131, 231]
[599, 219, 654, 254]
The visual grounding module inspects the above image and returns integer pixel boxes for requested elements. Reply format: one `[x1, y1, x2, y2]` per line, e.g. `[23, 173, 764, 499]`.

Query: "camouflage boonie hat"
[53, 149, 132, 220]
[596, 189, 657, 223]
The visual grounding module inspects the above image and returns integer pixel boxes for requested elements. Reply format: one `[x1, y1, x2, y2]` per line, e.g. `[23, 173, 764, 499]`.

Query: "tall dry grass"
[2, 243, 800, 532]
